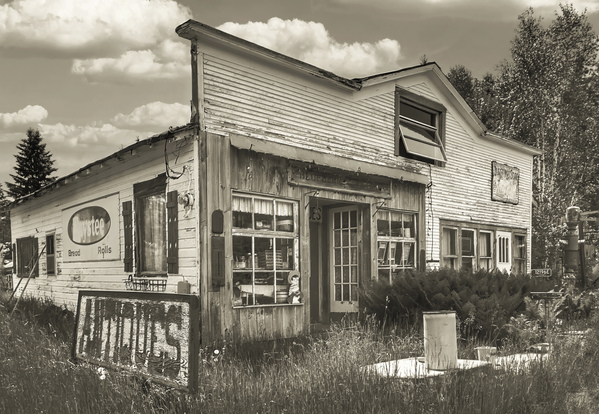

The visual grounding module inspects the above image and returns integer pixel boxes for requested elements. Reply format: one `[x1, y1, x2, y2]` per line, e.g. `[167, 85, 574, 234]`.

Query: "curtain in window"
[141, 194, 167, 273]
[233, 196, 252, 213]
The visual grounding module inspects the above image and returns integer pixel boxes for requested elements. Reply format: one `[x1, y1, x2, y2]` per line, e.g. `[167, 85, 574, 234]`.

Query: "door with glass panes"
[329, 206, 360, 313]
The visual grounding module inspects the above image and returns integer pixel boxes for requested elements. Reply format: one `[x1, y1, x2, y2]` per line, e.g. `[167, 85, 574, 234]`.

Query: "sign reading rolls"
[62, 194, 120, 262]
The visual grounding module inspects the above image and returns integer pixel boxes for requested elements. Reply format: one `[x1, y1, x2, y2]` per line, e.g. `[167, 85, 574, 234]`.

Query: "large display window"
[232, 194, 299, 306]
[376, 209, 418, 283]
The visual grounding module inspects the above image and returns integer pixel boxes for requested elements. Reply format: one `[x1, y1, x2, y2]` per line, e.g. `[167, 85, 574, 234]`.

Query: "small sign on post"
[72, 290, 200, 393]
[531, 268, 552, 278]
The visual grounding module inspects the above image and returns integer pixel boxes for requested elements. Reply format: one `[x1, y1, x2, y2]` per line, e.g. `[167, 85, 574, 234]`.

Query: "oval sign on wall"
[68, 207, 111, 245]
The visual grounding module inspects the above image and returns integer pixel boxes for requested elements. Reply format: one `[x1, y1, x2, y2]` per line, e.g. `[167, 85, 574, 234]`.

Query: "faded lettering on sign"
[74, 293, 197, 390]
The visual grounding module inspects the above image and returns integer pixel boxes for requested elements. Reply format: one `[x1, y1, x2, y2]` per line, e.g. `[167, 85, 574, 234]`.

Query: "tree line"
[447, 4, 599, 269]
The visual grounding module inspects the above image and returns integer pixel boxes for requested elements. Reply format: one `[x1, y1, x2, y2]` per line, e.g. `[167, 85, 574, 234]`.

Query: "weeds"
[1, 294, 599, 413]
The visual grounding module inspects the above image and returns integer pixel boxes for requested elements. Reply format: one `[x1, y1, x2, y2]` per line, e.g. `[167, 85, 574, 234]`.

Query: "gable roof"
[176, 19, 541, 157]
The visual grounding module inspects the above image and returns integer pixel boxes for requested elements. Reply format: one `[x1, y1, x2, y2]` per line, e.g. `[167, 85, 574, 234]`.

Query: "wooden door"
[329, 206, 360, 313]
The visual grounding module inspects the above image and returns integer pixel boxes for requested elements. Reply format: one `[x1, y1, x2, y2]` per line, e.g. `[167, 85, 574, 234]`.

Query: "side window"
[513, 234, 527, 275]
[441, 227, 458, 269]
[395, 87, 447, 165]
[46, 233, 55, 276]
[376, 209, 417, 283]
[478, 231, 493, 270]
[16, 236, 38, 278]
[232, 194, 299, 306]
[461, 229, 476, 271]
[126, 174, 178, 277]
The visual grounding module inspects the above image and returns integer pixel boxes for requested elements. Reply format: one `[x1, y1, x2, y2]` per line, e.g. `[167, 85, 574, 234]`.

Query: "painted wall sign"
[72, 290, 199, 393]
[62, 194, 120, 262]
[491, 161, 520, 205]
[288, 161, 391, 198]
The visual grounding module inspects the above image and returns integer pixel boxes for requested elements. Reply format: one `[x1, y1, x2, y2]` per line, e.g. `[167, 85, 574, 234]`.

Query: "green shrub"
[359, 268, 555, 341]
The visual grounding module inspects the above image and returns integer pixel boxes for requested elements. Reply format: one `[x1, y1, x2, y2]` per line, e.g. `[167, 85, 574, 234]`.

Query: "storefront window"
[232, 194, 299, 306]
[376, 209, 417, 283]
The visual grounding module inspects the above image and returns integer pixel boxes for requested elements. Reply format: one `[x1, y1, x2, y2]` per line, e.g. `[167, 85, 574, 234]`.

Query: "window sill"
[233, 303, 304, 309]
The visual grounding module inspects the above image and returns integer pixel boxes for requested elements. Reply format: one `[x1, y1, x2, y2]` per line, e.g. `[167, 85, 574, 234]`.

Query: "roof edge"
[9, 123, 196, 208]
[176, 19, 362, 91]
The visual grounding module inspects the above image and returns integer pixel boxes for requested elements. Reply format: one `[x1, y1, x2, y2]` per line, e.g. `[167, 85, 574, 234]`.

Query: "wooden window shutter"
[167, 190, 179, 274]
[122, 201, 133, 273]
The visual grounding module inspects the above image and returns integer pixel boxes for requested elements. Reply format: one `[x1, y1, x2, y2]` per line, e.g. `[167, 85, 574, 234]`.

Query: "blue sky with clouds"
[0, 0, 597, 191]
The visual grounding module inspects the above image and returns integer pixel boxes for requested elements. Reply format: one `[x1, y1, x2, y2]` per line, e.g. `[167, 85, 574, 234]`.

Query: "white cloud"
[71, 39, 189, 83]
[218, 18, 402, 78]
[111, 101, 189, 131]
[0, 105, 48, 128]
[0, 0, 191, 56]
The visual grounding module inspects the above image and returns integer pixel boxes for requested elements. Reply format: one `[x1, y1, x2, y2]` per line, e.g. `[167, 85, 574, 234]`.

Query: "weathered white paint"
[10, 133, 198, 308]
[194, 43, 535, 274]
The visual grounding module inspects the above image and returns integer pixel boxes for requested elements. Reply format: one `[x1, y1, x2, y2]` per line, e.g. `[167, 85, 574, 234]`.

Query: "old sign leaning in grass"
[72, 290, 200, 393]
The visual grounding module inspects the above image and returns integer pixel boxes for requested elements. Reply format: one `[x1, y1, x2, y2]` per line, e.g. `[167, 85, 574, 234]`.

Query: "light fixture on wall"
[178, 192, 194, 207]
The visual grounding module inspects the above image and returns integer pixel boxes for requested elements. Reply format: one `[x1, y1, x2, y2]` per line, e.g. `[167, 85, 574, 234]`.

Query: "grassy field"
[1, 293, 599, 413]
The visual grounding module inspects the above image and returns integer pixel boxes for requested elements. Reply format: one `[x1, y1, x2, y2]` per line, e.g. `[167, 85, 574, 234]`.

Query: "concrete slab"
[493, 353, 549, 373]
[363, 357, 490, 379]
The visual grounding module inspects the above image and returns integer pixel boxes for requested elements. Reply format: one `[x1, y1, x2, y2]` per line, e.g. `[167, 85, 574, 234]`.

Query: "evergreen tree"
[6, 128, 57, 200]
[0, 184, 9, 244]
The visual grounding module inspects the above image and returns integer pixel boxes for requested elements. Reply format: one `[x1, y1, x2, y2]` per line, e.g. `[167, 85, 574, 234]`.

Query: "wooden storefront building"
[9, 20, 540, 344]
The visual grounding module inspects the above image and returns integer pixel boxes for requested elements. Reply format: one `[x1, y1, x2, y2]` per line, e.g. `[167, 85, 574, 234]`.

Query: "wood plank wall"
[10, 134, 198, 309]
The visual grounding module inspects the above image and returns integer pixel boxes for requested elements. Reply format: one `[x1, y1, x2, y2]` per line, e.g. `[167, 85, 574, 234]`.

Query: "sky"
[1, 0, 599, 195]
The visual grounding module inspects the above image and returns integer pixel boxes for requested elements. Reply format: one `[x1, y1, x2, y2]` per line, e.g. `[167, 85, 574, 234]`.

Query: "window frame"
[134, 174, 168, 277]
[46, 233, 56, 276]
[232, 193, 300, 307]
[375, 208, 418, 283]
[395, 86, 447, 165]
[513, 233, 527, 275]
[16, 236, 39, 278]
[439, 220, 528, 274]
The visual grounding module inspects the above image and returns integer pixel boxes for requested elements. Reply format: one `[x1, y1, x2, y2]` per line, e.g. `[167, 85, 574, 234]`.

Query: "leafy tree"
[6, 128, 57, 200]
[495, 5, 599, 268]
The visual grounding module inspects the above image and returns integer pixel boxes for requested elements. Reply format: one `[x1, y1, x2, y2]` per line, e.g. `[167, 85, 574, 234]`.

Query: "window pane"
[390, 211, 403, 237]
[255, 237, 273, 269]
[377, 212, 390, 236]
[350, 210, 357, 227]
[479, 232, 491, 258]
[254, 199, 273, 230]
[442, 228, 457, 256]
[276, 238, 294, 270]
[233, 236, 252, 269]
[276, 201, 294, 232]
[232, 196, 253, 229]
[140, 193, 166, 273]
[400, 101, 435, 126]
[462, 229, 475, 256]
[403, 214, 415, 238]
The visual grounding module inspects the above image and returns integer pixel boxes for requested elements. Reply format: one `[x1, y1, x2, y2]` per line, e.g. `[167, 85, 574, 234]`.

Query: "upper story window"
[395, 87, 447, 165]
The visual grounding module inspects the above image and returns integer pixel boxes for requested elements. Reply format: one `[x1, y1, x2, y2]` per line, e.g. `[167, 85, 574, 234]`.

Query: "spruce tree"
[6, 128, 57, 199]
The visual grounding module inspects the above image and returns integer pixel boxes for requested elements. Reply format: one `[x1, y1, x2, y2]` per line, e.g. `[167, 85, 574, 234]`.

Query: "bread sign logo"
[68, 207, 111, 245]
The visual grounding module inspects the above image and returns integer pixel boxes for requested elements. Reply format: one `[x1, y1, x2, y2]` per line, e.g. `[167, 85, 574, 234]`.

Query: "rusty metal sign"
[72, 290, 200, 392]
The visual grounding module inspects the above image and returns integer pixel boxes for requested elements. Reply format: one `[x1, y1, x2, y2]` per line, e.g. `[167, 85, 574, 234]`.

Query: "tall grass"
[1, 293, 599, 413]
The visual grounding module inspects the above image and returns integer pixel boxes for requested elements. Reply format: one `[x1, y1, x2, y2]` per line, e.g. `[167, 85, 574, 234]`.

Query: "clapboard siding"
[200, 52, 535, 272]
[203, 55, 406, 168]
[10, 135, 198, 308]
